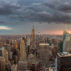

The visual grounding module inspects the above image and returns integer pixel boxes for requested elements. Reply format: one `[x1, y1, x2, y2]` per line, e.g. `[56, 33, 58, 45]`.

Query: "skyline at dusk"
[0, 0, 71, 71]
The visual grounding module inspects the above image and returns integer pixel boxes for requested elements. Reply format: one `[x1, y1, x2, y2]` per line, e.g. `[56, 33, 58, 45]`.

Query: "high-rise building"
[26, 37, 31, 56]
[14, 40, 18, 48]
[31, 25, 36, 49]
[18, 37, 28, 71]
[63, 31, 71, 52]
[20, 37, 27, 60]
[26, 37, 30, 46]
[57, 53, 71, 71]
[30, 25, 36, 54]
[38, 43, 52, 66]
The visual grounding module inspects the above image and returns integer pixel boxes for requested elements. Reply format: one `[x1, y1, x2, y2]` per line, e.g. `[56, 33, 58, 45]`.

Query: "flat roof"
[39, 43, 49, 46]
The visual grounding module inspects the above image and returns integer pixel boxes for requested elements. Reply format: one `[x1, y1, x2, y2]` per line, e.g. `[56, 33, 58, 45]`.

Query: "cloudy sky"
[0, 0, 71, 35]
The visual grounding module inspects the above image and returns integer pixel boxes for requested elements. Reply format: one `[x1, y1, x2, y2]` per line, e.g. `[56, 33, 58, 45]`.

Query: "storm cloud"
[0, 0, 20, 15]
[0, 0, 71, 23]
[18, 1, 71, 23]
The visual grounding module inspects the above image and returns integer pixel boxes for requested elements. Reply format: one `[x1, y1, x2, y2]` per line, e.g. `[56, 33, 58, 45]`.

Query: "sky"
[0, 0, 71, 35]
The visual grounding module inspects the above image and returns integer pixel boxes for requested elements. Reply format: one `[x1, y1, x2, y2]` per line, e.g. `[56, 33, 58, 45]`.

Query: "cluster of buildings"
[0, 26, 71, 71]
[57, 31, 71, 71]
[0, 26, 58, 71]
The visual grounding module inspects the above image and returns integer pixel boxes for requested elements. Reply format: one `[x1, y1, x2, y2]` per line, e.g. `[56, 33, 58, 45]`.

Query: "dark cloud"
[0, 0, 71, 23]
[15, 2, 71, 23]
[0, 7, 13, 15]
[57, 4, 71, 12]
[0, 4, 20, 15]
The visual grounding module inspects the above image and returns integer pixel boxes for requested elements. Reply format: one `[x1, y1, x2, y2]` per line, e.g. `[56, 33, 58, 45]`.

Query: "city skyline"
[0, 0, 71, 35]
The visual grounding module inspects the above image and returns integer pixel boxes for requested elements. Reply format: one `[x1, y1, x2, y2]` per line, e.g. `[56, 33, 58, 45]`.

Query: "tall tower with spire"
[30, 25, 36, 54]
[32, 25, 36, 43]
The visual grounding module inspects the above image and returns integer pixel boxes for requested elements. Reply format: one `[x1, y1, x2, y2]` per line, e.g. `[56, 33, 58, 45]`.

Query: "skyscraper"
[32, 25, 36, 48]
[20, 37, 27, 60]
[18, 37, 28, 71]
[30, 25, 36, 54]
[63, 31, 71, 52]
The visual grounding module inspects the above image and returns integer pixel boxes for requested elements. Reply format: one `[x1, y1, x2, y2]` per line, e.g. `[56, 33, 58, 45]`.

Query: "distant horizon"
[0, 33, 65, 36]
[0, 29, 70, 36]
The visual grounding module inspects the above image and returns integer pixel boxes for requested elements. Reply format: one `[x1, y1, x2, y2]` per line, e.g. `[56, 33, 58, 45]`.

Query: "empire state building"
[30, 25, 36, 54]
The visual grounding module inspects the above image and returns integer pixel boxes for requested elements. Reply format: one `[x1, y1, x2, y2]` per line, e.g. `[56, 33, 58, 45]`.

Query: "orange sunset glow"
[41, 30, 71, 35]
